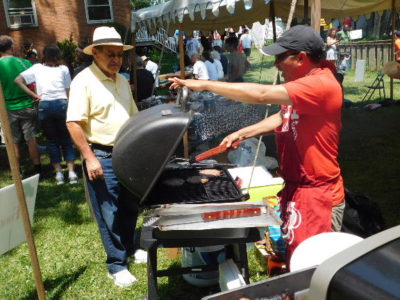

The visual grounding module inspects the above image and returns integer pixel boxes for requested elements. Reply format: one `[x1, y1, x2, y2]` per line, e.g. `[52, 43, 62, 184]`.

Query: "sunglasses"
[275, 51, 300, 63]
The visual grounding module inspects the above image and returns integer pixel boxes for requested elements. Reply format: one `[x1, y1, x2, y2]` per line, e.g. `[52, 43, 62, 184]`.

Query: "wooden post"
[310, 0, 321, 32]
[0, 83, 46, 300]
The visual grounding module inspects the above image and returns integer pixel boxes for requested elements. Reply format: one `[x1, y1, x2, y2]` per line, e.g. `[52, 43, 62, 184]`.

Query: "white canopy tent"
[131, 0, 399, 35]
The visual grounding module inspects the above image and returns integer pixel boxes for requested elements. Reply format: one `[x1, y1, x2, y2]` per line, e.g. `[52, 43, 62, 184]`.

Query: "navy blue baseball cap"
[261, 25, 324, 56]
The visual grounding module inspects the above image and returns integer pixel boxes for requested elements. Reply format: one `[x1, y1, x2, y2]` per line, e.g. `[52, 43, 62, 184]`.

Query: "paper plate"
[290, 232, 363, 272]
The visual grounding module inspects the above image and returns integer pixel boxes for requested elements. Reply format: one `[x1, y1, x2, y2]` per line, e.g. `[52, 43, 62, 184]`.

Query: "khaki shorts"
[7, 107, 38, 144]
[332, 200, 345, 232]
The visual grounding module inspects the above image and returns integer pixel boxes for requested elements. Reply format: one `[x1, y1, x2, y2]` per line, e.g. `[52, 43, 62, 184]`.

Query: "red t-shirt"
[281, 68, 344, 205]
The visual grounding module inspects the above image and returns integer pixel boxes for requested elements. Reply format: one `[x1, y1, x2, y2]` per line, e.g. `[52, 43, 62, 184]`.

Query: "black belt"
[91, 143, 113, 152]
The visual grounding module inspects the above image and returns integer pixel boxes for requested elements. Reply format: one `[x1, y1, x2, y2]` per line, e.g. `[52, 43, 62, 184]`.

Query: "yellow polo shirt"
[67, 63, 138, 146]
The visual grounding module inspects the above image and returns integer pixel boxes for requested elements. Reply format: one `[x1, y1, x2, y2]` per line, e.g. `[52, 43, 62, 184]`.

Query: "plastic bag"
[228, 138, 278, 169]
[341, 189, 386, 238]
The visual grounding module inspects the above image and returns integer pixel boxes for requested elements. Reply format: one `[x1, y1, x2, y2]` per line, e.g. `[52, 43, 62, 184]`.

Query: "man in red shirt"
[170, 25, 345, 264]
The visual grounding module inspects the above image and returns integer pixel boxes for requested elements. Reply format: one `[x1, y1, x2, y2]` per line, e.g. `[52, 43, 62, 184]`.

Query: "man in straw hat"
[66, 26, 145, 287]
[170, 25, 345, 267]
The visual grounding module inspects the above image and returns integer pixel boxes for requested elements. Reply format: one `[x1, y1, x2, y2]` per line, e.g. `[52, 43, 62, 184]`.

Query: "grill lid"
[113, 103, 193, 204]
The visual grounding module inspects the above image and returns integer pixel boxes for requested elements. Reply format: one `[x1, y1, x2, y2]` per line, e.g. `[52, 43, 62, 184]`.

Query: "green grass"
[1, 49, 399, 299]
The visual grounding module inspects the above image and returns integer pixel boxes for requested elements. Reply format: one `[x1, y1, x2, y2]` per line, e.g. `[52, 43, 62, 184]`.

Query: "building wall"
[0, 0, 131, 59]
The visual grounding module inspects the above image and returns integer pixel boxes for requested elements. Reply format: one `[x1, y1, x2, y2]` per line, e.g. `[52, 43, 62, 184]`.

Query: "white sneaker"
[133, 249, 148, 264]
[55, 172, 64, 185]
[68, 172, 78, 184]
[107, 269, 137, 288]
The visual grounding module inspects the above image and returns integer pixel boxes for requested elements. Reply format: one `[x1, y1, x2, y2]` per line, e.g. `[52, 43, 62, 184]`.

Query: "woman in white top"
[191, 53, 209, 80]
[203, 51, 219, 81]
[326, 29, 339, 63]
[15, 45, 78, 185]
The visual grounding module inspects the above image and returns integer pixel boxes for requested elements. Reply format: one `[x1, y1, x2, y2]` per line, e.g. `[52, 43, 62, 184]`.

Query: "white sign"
[0, 175, 39, 255]
[350, 29, 363, 40]
[355, 60, 366, 82]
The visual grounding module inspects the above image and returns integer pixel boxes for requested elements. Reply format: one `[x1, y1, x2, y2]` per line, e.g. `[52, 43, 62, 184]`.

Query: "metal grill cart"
[113, 102, 281, 299]
[202, 225, 400, 300]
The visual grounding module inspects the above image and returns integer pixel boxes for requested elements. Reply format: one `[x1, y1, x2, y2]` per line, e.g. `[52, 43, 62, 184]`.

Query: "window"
[3, 0, 38, 29]
[85, 0, 114, 23]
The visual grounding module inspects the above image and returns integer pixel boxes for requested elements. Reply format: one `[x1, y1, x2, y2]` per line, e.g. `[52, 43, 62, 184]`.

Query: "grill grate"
[146, 168, 242, 205]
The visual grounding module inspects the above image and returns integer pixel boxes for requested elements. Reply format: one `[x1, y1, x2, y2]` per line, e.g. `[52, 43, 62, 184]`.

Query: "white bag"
[228, 138, 278, 169]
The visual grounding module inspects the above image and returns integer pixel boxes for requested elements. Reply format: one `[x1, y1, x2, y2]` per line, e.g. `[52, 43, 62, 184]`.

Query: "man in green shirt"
[337, 24, 351, 45]
[0, 35, 41, 174]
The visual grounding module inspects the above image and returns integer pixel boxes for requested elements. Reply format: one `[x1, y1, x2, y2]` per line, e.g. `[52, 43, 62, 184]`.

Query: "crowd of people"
[181, 26, 252, 83]
[0, 22, 363, 289]
[325, 23, 352, 74]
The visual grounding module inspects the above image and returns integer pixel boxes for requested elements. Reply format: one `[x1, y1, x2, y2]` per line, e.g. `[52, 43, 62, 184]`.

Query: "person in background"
[66, 26, 145, 288]
[212, 46, 228, 75]
[15, 44, 78, 185]
[25, 49, 38, 64]
[199, 31, 212, 52]
[239, 28, 253, 57]
[141, 55, 159, 87]
[212, 30, 222, 48]
[210, 50, 224, 80]
[135, 56, 155, 101]
[191, 53, 209, 80]
[202, 50, 219, 81]
[169, 25, 345, 266]
[0, 35, 41, 175]
[337, 24, 351, 45]
[225, 36, 250, 82]
[186, 33, 201, 60]
[73, 43, 93, 78]
[141, 55, 158, 79]
[326, 29, 339, 64]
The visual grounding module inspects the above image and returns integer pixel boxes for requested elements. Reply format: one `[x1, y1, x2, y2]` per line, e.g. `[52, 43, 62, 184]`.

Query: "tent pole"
[310, 0, 321, 32]
[179, 24, 185, 80]
[303, 0, 309, 25]
[0, 84, 46, 300]
[390, 0, 396, 100]
[270, 0, 277, 42]
[178, 24, 189, 159]
[132, 32, 138, 104]
[287, 0, 298, 29]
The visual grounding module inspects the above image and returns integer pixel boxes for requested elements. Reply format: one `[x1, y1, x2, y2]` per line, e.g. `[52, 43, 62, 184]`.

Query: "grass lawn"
[1, 49, 399, 299]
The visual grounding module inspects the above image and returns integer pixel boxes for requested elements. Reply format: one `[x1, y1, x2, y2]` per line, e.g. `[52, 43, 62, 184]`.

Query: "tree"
[131, 0, 168, 10]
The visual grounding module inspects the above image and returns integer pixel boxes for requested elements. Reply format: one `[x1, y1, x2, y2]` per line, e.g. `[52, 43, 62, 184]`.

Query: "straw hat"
[383, 61, 400, 79]
[84, 26, 133, 55]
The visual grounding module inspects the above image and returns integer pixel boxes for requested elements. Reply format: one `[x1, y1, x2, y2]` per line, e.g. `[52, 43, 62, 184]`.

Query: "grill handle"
[177, 86, 190, 112]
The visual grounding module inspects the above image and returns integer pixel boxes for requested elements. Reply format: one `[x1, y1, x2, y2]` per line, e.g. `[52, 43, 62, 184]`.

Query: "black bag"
[341, 189, 386, 238]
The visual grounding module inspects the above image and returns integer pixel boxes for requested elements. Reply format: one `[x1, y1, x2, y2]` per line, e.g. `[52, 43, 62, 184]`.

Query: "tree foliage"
[131, 0, 152, 10]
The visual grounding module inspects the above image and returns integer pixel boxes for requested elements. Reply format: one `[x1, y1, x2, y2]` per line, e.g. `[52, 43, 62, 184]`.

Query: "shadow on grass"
[157, 261, 220, 300]
[34, 183, 90, 226]
[20, 266, 87, 300]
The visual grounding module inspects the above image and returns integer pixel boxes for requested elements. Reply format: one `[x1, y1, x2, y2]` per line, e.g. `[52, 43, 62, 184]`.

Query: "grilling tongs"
[190, 140, 242, 163]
